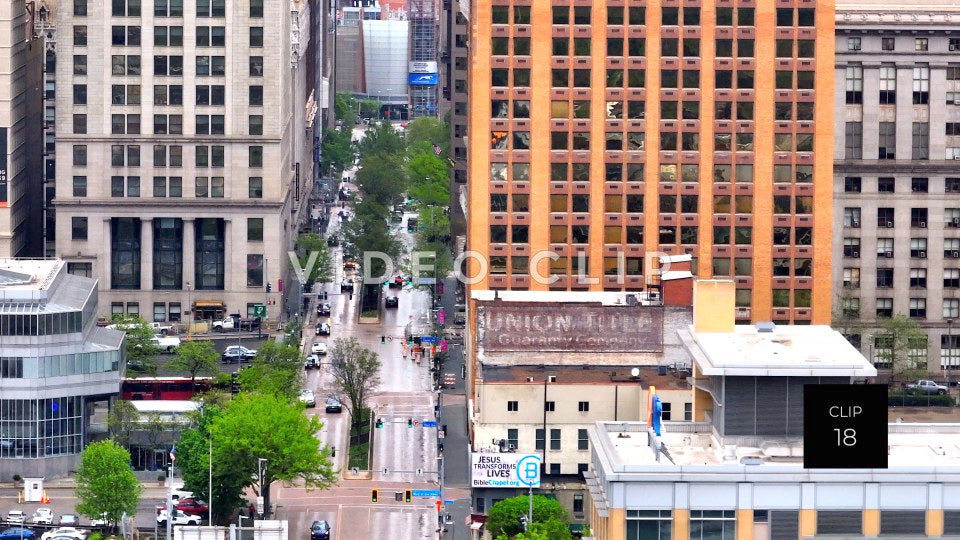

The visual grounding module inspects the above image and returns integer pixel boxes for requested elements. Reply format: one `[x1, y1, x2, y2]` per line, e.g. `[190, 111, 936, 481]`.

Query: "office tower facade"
[467, 0, 836, 325]
[0, 0, 44, 257]
[440, 0, 468, 237]
[833, 2, 960, 372]
[35, 0, 58, 258]
[55, 0, 314, 323]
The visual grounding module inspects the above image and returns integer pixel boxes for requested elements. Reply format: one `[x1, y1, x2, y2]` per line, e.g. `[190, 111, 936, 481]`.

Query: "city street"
[271, 128, 455, 539]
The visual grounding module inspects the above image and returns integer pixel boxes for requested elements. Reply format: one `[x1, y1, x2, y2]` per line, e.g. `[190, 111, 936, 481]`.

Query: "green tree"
[114, 315, 161, 376]
[356, 153, 408, 208]
[405, 117, 449, 154]
[874, 314, 929, 384]
[283, 316, 304, 348]
[328, 337, 381, 423]
[334, 93, 358, 125]
[107, 400, 139, 450]
[406, 145, 450, 207]
[167, 340, 219, 386]
[206, 393, 337, 519]
[341, 199, 402, 278]
[357, 121, 406, 158]
[294, 232, 334, 285]
[320, 128, 354, 175]
[75, 440, 143, 530]
[358, 99, 381, 118]
[487, 495, 570, 538]
[237, 341, 304, 399]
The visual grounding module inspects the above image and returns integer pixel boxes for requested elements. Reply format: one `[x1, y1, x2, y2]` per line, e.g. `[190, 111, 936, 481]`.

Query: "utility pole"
[257, 458, 268, 518]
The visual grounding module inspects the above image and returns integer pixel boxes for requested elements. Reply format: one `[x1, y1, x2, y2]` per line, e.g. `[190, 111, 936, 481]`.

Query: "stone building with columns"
[53, 0, 315, 323]
[833, 0, 960, 373]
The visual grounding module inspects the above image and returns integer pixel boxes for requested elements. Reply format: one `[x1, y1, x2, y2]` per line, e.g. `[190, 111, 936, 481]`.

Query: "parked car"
[32, 508, 53, 525]
[311, 342, 328, 356]
[325, 396, 343, 414]
[0, 528, 35, 540]
[222, 346, 257, 363]
[41, 528, 86, 540]
[905, 379, 949, 395]
[56, 516, 78, 527]
[316, 323, 331, 336]
[157, 510, 202, 526]
[151, 335, 182, 353]
[340, 279, 354, 293]
[310, 520, 331, 540]
[6, 511, 26, 524]
[316, 303, 331, 317]
[304, 354, 320, 370]
[299, 389, 317, 408]
[326, 235, 339, 247]
[175, 499, 208, 516]
[89, 513, 108, 527]
[385, 297, 399, 309]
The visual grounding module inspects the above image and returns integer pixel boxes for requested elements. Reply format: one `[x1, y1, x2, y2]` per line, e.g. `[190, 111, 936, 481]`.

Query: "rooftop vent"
[756, 321, 776, 333]
[740, 456, 764, 466]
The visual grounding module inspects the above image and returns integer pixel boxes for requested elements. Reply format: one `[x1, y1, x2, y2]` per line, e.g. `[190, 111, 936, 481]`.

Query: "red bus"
[121, 377, 212, 401]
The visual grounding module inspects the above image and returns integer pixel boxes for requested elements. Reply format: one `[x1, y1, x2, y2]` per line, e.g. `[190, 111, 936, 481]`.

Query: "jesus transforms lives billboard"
[478, 304, 663, 353]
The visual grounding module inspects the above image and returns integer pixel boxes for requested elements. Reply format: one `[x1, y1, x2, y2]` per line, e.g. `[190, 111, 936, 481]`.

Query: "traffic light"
[371, 489, 379, 504]
[230, 372, 240, 394]
[375, 418, 383, 429]
[381, 335, 386, 344]
[404, 490, 412, 504]
[266, 283, 272, 292]
[407, 418, 413, 428]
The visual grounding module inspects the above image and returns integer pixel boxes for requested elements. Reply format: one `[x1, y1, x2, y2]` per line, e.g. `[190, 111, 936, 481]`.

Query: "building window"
[196, 26, 226, 47]
[250, 27, 264, 47]
[910, 298, 927, 318]
[549, 428, 561, 450]
[911, 237, 927, 258]
[247, 218, 263, 241]
[844, 177, 861, 192]
[112, 0, 141, 16]
[247, 254, 264, 287]
[535, 429, 544, 451]
[506, 428, 518, 448]
[71, 217, 88, 240]
[249, 146, 263, 167]
[844, 122, 862, 159]
[249, 56, 264, 77]
[946, 269, 960, 288]
[74, 0, 87, 16]
[843, 268, 861, 288]
[572, 494, 584, 514]
[111, 218, 141, 290]
[249, 86, 263, 106]
[250, 0, 263, 17]
[73, 114, 87, 134]
[910, 268, 927, 288]
[876, 298, 894, 318]
[845, 64, 862, 104]
[249, 115, 263, 136]
[507, 400, 518, 412]
[72, 176, 87, 197]
[945, 299, 960, 319]
[943, 335, 960, 369]
[153, 218, 183, 290]
[577, 429, 588, 450]
[155, 0, 184, 17]
[690, 510, 735, 540]
[879, 122, 896, 159]
[916, 38, 929, 51]
[627, 510, 673, 540]
[249, 177, 263, 198]
[878, 177, 895, 192]
[195, 218, 225, 290]
[880, 64, 896, 104]
[197, 0, 226, 17]
[847, 37, 861, 51]
[914, 64, 930, 104]
[578, 401, 589, 412]
[153, 303, 166, 323]
[74, 25, 87, 46]
[882, 37, 895, 51]
[912, 123, 929, 160]
[684, 403, 692, 421]
[661, 402, 672, 420]
[67, 262, 92, 277]
[544, 401, 555, 412]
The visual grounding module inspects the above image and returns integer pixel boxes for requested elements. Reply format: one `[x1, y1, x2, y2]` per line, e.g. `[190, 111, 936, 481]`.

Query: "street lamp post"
[257, 458, 268, 518]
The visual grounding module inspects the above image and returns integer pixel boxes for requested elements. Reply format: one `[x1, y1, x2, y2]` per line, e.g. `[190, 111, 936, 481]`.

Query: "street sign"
[422, 420, 438, 427]
[444, 500, 454, 505]
[421, 336, 438, 343]
[412, 489, 441, 497]
[256, 496, 264, 515]
[253, 304, 267, 317]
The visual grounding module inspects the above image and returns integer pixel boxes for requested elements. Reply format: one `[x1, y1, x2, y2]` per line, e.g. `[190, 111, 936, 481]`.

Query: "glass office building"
[0, 259, 124, 477]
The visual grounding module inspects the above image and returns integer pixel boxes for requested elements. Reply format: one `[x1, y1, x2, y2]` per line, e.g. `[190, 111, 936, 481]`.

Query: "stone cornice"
[838, 9, 960, 27]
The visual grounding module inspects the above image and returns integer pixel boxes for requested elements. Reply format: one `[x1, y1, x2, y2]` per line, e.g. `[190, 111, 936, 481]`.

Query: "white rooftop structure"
[682, 324, 878, 378]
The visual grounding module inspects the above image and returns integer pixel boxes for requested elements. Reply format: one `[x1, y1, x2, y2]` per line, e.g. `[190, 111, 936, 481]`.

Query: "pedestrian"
[248, 502, 256, 518]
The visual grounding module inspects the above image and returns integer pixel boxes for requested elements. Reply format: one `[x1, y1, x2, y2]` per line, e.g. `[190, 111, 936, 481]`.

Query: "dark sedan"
[310, 520, 330, 540]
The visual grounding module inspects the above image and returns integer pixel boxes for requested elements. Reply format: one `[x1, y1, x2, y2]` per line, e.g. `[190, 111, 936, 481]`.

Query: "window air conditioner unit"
[954, 156, 960, 160]
[920, 251, 927, 258]
[921, 221, 927, 228]
[885, 251, 894, 258]
[953, 251, 960, 258]
[952, 44, 960, 51]
[852, 250, 860, 257]
[851, 220, 860, 227]
[954, 100, 960, 105]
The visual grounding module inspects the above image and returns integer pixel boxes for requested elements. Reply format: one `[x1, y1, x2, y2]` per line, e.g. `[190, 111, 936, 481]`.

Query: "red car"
[156, 499, 208, 516]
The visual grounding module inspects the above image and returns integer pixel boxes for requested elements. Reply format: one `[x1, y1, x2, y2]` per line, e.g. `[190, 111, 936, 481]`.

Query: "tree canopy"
[355, 153, 408, 208]
[320, 128, 354, 175]
[293, 232, 334, 285]
[358, 121, 406, 158]
[107, 400, 139, 449]
[329, 337, 381, 420]
[874, 314, 929, 382]
[237, 341, 304, 400]
[75, 441, 143, 529]
[404, 117, 449, 154]
[486, 495, 570, 539]
[167, 340, 219, 384]
[115, 315, 160, 375]
[207, 393, 337, 519]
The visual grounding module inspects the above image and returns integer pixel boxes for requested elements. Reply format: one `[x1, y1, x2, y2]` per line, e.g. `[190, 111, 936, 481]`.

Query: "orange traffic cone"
[40, 491, 50, 504]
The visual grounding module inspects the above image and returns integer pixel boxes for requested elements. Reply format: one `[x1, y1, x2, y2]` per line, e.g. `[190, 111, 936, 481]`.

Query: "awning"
[470, 522, 483, 530]
[569, 524, 584, 532]
[193, 300, 225, 308]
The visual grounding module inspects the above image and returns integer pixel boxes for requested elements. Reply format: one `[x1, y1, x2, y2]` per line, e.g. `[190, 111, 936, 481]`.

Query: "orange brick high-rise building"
[467, 0, 835, 325]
